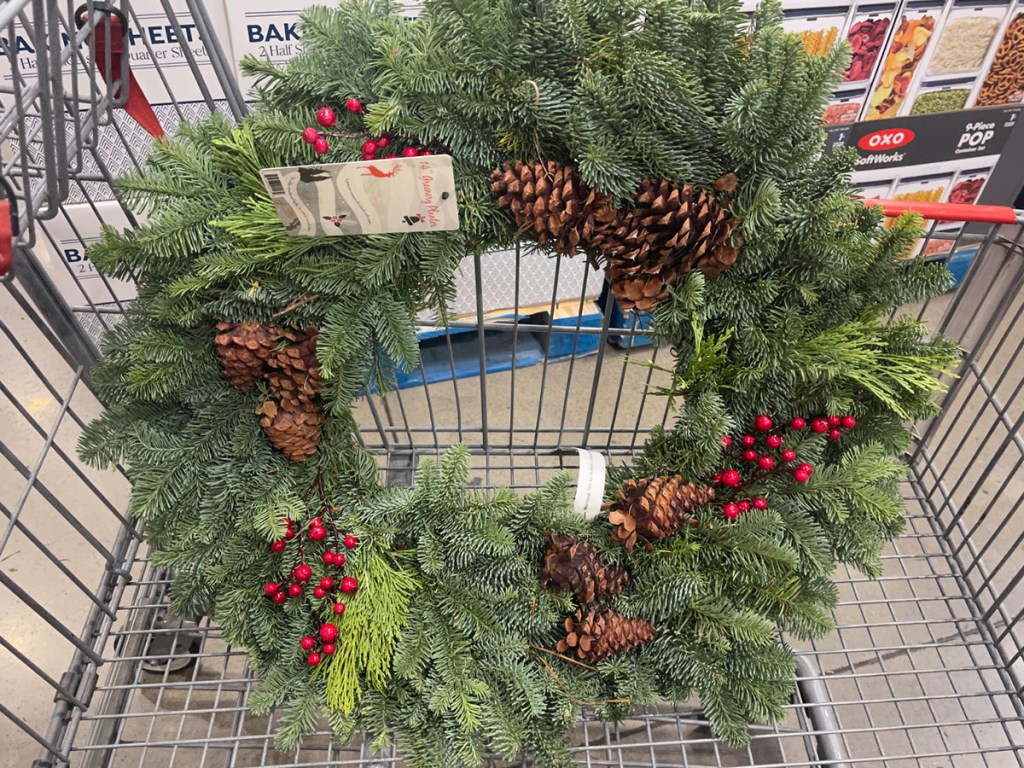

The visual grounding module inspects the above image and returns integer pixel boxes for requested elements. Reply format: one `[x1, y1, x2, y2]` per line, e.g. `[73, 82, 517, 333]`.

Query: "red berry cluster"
[714, 413, 857, 521]
[299, 621, 341, 666]
[300, 101, 435, 159]
[264, 520, 359, 610]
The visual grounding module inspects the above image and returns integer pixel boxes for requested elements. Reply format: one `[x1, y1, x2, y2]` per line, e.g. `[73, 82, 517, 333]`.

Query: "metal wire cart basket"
[3, 2, 1024, 766]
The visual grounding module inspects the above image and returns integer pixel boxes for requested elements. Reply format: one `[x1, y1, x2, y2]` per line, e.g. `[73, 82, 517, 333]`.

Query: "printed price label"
[574, 449, 607, 520]
[260, 155, 459, 237]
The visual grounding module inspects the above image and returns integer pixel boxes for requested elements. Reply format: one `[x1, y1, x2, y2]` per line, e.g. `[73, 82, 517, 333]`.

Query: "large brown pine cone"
[490, 160, 608, 256]
[595, 176, 739, 311]
[214, 322, 282, 391]
[539, 532, 629, 604]
[266, 327, 322, 404]
[556, 606, 655, 662]
[255, 397, 325, 462]
[605, 476, 715, 551]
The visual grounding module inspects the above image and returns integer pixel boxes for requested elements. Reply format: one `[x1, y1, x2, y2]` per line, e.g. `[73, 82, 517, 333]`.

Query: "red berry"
[301, 127, 320, 144]
[284, 528, 295, 540]
[419, 149, 432, 156]
[300, 636, 315, 651]
[313, 586, 327, 598]
[309, 525, 327, 541]
[272, 591, 287, 604]
[401, 147, 419, 158]
[721, 469, 741, 488]
[287, 583, 302, 598]
[841, 415, 856, 429]
[312, 517, 323, 526]
[332, 602, 346, 615]
[362, 152, 376, 162]
[798, 463, 814, 474]
[794, 470, 810, 484]
[828, 428, 842, 441]
[377, 135, 389, 149]
[741, 435, 756, 447]
[827, 415, 841, 427]
[323, 551, 335, 566]
[322, 643, 336, 655]
[790, 417, 806, 430]
[320, 623, 339, 642]
[316, 107, 336, 127]
[344, 535, 358, 549]
[263, 582, 279, 596]
[766, 435, 782, 449]
[308, 652, 321, 666]
[341, 576, 359, 594]
[294, 564, 313, 582]
[384, 154, 397, 159]
[313, 137, 329, 155]
[270, 540, 286, 553]
[345, 97, 362, 113]
[757, 455, 774, 470]
[723, 503, 740, 521]
[712, 473, 722, 483]
[811, 418, 829, 433]
[753, 497, 768, 510]
[754, 415, 773, 431]
[362, 139, 378, 156]
[743, 449, 757, 462]
[320, 577, 334, 590]
[721, 435, 732, 447]
[333, 552, 346, 567]
[738, 500, 751, 512]
[781, 449, 797, 463]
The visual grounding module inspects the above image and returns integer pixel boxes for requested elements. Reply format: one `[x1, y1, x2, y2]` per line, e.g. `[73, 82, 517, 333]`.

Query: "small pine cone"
[214, 322, 282, 391]
[256, 397, 325, 462]
[556, 606, 655, 662]
[594, 177, 739, 311]
[490, 160, 608, 256]
[539, 532, 629, 604]
[605, 476, 715, 551]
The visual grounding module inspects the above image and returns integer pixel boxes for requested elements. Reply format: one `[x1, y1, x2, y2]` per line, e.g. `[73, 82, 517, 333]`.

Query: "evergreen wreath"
[78, 0, 960, 764]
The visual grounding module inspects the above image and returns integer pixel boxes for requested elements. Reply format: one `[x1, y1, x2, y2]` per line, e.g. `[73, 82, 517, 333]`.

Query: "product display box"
[224, 0, 421, 93]
[32, 201, 139, 342]
[754, 0, 1024, 124]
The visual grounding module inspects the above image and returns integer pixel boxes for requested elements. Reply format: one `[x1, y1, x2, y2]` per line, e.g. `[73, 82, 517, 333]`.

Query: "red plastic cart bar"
[861, 198, 1023, 225]
[75, 3, 165, 140]
[0, 177, 18, 280]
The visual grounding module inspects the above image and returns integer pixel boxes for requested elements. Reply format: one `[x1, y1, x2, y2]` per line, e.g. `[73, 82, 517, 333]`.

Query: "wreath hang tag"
[574, 448, 607, 520]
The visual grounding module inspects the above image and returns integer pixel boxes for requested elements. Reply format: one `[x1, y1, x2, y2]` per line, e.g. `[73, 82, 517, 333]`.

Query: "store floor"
[3, 282, 1024, 767]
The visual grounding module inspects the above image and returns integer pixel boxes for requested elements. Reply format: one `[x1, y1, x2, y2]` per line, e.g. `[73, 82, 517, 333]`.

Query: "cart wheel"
[115, 612, 204, 674]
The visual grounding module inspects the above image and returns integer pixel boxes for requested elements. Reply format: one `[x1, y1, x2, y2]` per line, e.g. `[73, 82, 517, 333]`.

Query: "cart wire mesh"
[2, 2, 1024, 767]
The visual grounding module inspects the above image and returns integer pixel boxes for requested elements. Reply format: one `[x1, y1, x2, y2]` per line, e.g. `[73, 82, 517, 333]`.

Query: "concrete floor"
[2, 250, 1024, 767]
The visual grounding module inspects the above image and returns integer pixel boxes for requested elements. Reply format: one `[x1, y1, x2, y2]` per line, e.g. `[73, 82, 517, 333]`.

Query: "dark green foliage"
[78, 0, 959, 764]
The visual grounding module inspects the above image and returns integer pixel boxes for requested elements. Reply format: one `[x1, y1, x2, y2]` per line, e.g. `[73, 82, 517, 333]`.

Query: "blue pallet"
[393, 306, 603, 389]
[943, 246, 976, 288]
[596, 283, 654, 349]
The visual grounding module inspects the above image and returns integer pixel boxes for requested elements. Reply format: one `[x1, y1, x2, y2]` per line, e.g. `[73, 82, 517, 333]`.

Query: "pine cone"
[214, 322, 282, 391]
[540, 532, 629, 604]
[556, 606, 655, 662]
[605, 476, 715, 551]
[266, 327, 322, 404]
[256, 397, 325, 462]
[490, 161, 608, 256]
[594, 177, 739, 311]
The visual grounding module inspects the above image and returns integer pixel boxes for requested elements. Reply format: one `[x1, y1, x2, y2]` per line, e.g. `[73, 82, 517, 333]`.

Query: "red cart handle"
[75, 3, 165, 140]
[861, 198, 1021, 225]
[0, 177, 18, 280]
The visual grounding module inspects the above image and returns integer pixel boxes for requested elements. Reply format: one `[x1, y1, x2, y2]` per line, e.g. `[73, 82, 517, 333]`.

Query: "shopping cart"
[3, 2, 1024, 766]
